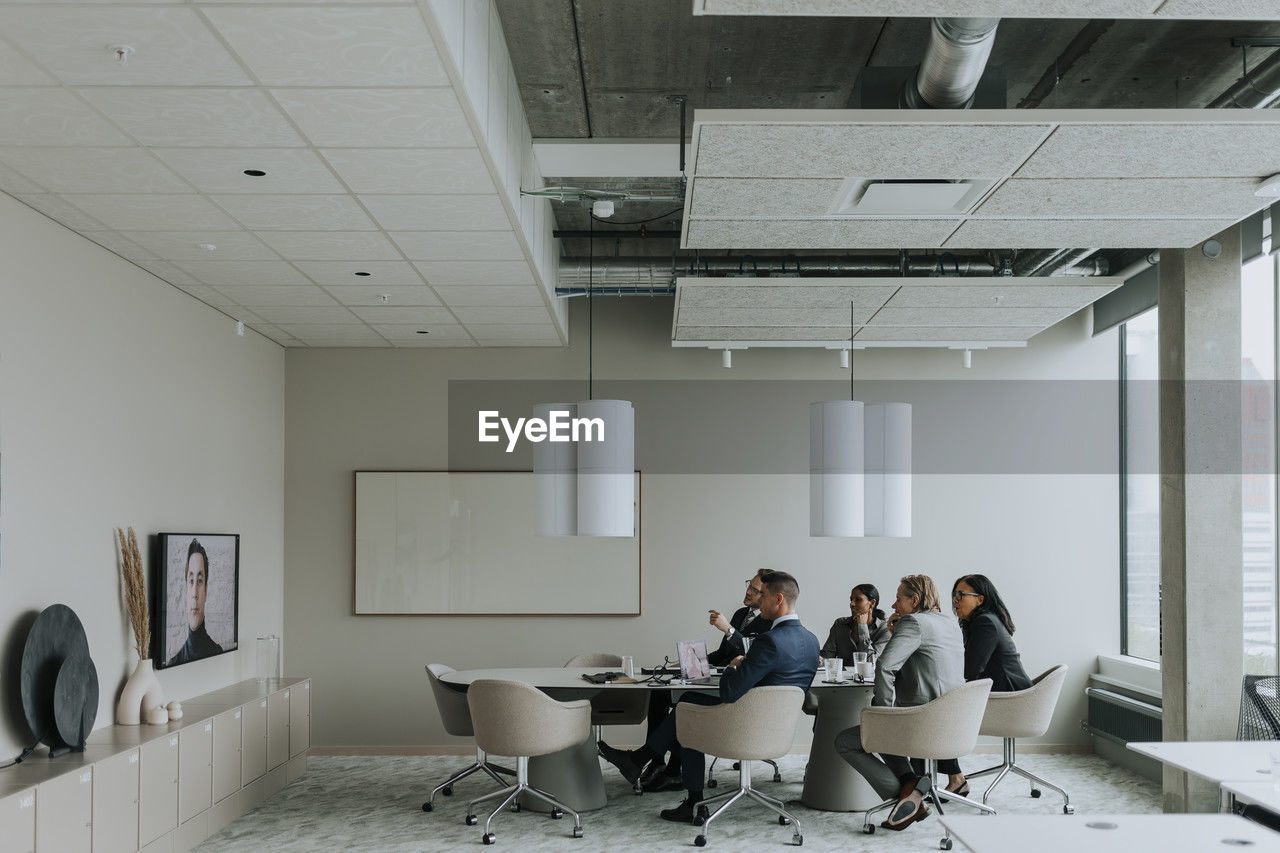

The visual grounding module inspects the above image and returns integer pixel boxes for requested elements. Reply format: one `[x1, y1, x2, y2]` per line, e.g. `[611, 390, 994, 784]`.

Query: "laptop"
[676, 639, 713, 684]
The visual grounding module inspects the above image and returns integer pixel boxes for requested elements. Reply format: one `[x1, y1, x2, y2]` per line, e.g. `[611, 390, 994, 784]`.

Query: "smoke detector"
[831, 178, 992, 216]
[592, 199, 615, 218]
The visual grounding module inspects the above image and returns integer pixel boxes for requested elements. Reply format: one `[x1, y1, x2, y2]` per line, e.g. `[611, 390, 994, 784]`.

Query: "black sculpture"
[20, 604, 98, 756]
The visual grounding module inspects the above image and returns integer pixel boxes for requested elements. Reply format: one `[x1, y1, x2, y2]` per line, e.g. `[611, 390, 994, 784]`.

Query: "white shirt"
[770, 612, 799, 627]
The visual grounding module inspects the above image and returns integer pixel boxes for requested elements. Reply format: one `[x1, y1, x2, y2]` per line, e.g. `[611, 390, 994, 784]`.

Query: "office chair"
[1238, 675, 1280, 740]
[564, 652, 648, 744]
[421, 664, 515, 812]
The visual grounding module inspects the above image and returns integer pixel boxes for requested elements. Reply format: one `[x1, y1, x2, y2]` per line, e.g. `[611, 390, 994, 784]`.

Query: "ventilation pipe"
[903, 18, 1001, 109]
[1209, 49, 1280, 109]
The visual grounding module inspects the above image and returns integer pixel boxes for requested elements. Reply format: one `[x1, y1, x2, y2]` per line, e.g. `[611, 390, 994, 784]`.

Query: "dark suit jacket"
[707, 606, 773, 666]
[962, 610, 1032, 692]
[719, 617, 820, 704]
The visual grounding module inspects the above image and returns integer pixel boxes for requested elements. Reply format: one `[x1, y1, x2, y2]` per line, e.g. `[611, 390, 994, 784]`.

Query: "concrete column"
[1158, 226, 1244, 813]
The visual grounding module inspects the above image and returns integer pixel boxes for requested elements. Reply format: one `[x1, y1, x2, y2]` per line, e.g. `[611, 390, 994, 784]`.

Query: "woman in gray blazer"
[820, 583, 891, 664]
[834, 574, 964, 831]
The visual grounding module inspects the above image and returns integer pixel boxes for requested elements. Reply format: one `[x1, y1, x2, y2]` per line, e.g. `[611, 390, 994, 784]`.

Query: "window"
[1121, 307, 1160, 661]
[1242, 251, 1277, 675]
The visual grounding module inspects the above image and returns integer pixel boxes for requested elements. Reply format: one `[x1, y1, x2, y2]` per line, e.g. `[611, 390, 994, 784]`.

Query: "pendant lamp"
[532, 402, 577, 536]
[864, 402, 912, 537]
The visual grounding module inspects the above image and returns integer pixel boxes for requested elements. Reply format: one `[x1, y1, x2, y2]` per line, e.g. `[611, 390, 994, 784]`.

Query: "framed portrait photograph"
[152, 533, 239, 670]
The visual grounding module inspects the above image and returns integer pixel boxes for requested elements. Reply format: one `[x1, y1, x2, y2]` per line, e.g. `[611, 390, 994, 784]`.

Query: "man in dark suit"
[600, 569, 820, 823]
[641, 570, 775, 792]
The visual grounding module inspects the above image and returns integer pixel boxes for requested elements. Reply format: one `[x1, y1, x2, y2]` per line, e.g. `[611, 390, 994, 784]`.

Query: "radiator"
[1084, 686, 1162, 746]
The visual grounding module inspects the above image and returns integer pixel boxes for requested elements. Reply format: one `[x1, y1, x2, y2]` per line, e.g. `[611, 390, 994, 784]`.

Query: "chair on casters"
[704, 681, 805, 789]
[563, 652, 649, 744]
[422, 664, 516, 813]
[464, 679, 590, 845]
[677, 686, 805, 847]
[1239, 675, 1280, 739]
[859, 679, 994, 852]
[965, 665, 1073, 814]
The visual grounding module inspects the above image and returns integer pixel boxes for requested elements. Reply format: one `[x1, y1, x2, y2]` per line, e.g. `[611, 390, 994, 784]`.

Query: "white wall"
[0, 193, 286, 758]
[285, 296, 1119, 750]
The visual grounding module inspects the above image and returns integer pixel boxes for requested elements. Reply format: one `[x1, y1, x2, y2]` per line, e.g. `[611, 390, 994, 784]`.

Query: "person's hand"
[886, 612, 901, 632]
[728, 655, 745, 668]
[709, 609, 730, 634]
[853, 610, 871, 626]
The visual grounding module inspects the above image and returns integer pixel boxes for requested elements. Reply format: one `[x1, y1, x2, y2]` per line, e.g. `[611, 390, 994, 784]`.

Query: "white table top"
[439, 666, 871, 691]
[1128, 740, 1280, 785]
[1225, 780, 1280, 811]
[939, 814, 1280, 853]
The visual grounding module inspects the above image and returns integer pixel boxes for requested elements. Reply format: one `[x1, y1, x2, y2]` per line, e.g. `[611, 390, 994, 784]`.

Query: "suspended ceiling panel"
[0, 0, 563, 348]
[671, 276, 1124, 348]
[681, 109, 1280, 251]
[691, 0, 1280, 19]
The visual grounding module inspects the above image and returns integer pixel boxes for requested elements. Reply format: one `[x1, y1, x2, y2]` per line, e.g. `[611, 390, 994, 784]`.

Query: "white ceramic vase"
[117, 659, 165, 725]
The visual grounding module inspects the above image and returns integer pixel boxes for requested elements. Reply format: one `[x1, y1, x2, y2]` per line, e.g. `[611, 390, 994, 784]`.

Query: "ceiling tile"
[944, 217, 1239, 249]
[326, 285, 441, 306]
[689, 178, 847, 217]
[867, 306, 1073, 327]
[124, 231, 277, 261]
[246, 324, 301, 347]
[685, 218, 959, 249]
[886, 283, 1118, 309]
[693, 0, 1157, 15]
[252, 305, 359, 325]
[389, 230, 524, 260]
[0, 163, 45, 194]
[211, 194, 377, 231]
[679, 306, 880, 326]
[413, 260, 536, 286]
[0, 7, 250, 86]
[1018, 123, 1280, 179]
[0, 39, 55, 85]
[81, 88, 304, 147]
[167, 281, 237, 309]
[151, 148, 346, 194]
[853, 326, 1042, 341]
[277, 324, 389, 346]
[85, 232, 157, 261]
[359, 194, 508, 230]
[256, 230, 402, 261]
[292, 260, 426, 286]
[320, 148, 494, 194]
[676, 325, 851, 341]
[1155, 0, 1280, 18]
[0, 147, 190, 194]
[470, 338, 559, 347]
[171, 260, 310, 287]
[61, 194, 239, 231]
[204, 6, 449, 87]
[134, 260, 209, 290]
[349, 306, 457, 324]
[214, 285, 339, 307]
[0, 89, 130, 146]
[13, 194, 107, 231]
[435, 285, 547, 307]
[451, 306, 554, 324]
[974, 177, 1269, 220]
[393, 338, 478, 347]
[273, 88, 473, 148]
[676, 282, 898, 309]
[371, 323, 473, 341]
[693, 122, 1051, 178]
[460, 323, 561, 341]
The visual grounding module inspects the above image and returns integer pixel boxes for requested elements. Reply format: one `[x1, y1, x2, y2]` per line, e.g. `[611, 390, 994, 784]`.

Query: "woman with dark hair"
[941, 573, 1033, 795]
[821, 583, 891, 663]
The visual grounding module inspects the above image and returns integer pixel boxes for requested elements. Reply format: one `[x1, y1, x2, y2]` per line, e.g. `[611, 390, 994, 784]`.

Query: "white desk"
[939, 814, 1280, 852]
[1128, 741, 1279, 784]
[1225, 780, 1280, 813]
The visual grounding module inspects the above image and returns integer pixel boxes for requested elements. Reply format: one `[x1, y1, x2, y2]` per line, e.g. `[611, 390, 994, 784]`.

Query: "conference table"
[439, 666, 879, 813]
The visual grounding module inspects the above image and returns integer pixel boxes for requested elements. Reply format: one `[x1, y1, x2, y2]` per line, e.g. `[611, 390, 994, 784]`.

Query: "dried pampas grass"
[116, 526, 149, 658]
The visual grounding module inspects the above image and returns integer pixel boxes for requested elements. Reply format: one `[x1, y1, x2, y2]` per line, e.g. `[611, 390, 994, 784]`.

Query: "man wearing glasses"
[639, 569, 775, 792]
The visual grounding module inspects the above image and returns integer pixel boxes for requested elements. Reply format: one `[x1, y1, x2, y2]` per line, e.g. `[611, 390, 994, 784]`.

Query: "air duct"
[903, 18, 1000, 109]
[1209, 49, 1280, 109]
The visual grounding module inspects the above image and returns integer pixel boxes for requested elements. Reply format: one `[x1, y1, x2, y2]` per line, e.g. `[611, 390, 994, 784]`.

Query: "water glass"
[824, 657, 844, 682]
[621, 655, 635, 679]
[256, 634, 280, 682]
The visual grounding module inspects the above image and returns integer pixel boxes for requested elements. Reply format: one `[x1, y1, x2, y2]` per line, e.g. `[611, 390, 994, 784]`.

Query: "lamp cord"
[850, 300, 855, 401]
[588, 214, 594, 401]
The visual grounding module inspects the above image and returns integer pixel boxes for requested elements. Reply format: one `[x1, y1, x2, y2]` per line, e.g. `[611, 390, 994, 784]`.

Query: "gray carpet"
[197, 753, 1161, 851]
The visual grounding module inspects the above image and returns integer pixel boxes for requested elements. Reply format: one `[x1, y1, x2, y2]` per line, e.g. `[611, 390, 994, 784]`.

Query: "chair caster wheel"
[465, 815, 478, 826]
[442, 786, 453, 797]
[1030, 789, 1041, 799]
[862, 825, 875, 835]
[422, 802, 433, 812]
[482, 832, 496, 845]
[794, 835, 803, 846]
[773, 773, 783, 783]
[695, 835, 708, 847]
[940, 839, 953, 850]
[571, 826, 583, 839]
[510, 802, 521, 812]
[550, 809, 563, 820]
[632, 784, 644, 796]
[1064, 805, 1075, 815]
[707, 778, 718, 789]
[778, 815, 790, 826]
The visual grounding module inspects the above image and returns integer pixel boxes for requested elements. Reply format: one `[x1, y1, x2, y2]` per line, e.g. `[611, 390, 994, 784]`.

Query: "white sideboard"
[0, 677, 310, 853]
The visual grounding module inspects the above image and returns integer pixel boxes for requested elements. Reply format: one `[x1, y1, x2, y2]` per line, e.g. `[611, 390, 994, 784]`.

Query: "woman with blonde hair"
[834, 574, 964, 831]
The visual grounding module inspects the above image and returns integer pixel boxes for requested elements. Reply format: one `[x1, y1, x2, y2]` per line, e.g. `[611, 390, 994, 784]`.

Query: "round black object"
[20, 604, 91, 751]
[54, 652, 98, 749]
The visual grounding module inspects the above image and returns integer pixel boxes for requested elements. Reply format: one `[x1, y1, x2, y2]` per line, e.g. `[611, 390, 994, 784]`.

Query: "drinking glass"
[621, 655, 635, 679]
[256, 635, 280, 682]
[824, 658, 843, 682]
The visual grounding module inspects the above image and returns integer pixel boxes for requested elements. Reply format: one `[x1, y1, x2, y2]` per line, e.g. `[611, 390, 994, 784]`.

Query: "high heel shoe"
[945, 779, 970, 797]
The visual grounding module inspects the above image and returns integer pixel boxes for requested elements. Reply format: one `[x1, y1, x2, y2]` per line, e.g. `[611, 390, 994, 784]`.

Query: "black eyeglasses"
[745, 581, 765, 595]
[952, 590, 981, 600]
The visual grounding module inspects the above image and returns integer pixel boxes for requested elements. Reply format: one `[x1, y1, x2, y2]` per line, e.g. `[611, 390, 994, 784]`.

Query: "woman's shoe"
[945, 779, 971, 797]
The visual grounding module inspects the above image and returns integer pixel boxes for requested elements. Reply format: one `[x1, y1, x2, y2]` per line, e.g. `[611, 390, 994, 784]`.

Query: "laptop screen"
[676, 639, 711, 682]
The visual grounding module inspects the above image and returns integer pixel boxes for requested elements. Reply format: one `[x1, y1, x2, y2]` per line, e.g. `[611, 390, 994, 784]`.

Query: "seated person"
[641, 569, 774, 792]
[940, 573, 1033, 796]
[834, 574, 963, 831]
[821, 582, 891, 664]
[600, 569, 820, 823]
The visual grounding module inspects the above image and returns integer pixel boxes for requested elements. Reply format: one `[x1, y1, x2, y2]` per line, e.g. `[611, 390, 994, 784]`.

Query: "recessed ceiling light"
[197, 243, 216, 252]
[831, 178, 992, 216]
[416, 330, 430, 335]
[354, 271, 371, 277]
[243, 169, 267, 177]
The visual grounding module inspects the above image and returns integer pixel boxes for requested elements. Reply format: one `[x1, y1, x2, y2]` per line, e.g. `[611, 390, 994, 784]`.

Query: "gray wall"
[0, 193, 286, 758]
[285, 296, 1120, 750]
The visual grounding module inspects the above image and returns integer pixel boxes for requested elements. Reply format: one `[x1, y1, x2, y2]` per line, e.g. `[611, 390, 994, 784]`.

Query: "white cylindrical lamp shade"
[575, 399, 635, 537]
[864, 402, 912, 537]
[532, 403, 577, 536]
[810, 401, 865, 537]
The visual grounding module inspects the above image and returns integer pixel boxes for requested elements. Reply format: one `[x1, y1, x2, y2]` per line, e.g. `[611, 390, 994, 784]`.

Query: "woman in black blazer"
[941, 573, 1033, 795]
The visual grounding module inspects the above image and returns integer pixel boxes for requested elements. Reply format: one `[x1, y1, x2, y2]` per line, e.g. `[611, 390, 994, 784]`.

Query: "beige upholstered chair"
[563, 652, 648, 744]
[465, 679, 591, 845]
[422, 665, 515, 813]
[859, 679, 994, 851]
[966, 665, 1072, 813]
[676, 686, 805, 847]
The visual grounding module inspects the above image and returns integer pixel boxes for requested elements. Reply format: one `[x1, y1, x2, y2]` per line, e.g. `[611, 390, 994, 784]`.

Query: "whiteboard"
[353, 472, 640, 615]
